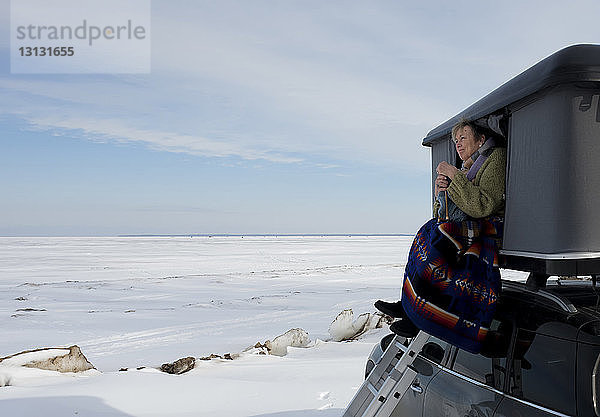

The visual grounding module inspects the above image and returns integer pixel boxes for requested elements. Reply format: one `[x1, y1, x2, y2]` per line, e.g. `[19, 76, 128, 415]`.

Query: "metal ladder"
[343, 330, 430, 417]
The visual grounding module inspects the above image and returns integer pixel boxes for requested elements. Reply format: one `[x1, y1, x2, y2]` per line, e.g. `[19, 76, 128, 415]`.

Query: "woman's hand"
[436, 161, 459, 180]
[435, 173, 449, 195]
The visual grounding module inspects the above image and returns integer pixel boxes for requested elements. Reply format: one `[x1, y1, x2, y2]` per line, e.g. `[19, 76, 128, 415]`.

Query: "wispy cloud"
[0, 2, 450, 170]
[22, 114, 304, 164]
[3, 0, 599, 172]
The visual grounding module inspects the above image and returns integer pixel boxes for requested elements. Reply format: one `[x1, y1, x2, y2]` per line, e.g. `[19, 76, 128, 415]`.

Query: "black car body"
[366, 279, 600, 416]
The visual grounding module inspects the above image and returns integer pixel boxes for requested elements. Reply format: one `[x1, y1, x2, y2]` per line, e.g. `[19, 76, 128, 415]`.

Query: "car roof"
[502, 279, 600, 311]
[499, 280, 600, 341]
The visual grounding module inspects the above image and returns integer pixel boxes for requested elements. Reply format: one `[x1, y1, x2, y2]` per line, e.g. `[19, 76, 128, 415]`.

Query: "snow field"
[0, 236, 527, 416]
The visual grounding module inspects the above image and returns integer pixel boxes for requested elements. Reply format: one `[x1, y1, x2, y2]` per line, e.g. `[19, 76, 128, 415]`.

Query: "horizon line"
[119, 233, 414, 237]
[0, 233, 415, 238]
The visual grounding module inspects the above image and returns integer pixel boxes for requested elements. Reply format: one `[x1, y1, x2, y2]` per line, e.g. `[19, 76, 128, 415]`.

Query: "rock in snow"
[328, 309, 389, 342]
[266, 328, 311, 356]
[160, 357, 196, 375]
[198, 353, 235, 361]
[0, 309, 384, 386]
[0, 345, 94, 373]
[0, 373, 12, 387]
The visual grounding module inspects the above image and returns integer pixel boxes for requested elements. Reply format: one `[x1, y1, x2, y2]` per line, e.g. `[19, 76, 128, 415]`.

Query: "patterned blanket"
[401, 217, 503, 353]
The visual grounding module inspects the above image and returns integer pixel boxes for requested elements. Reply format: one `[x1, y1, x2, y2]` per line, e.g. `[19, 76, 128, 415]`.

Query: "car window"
[420, 336, 450, 365]
[453, 348, 497, 387]
[508, 329, 576, 416]
[452, 318, 511, 390]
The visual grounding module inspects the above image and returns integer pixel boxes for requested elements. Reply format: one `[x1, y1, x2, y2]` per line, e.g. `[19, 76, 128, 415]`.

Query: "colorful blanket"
[402, 217, 503, 353]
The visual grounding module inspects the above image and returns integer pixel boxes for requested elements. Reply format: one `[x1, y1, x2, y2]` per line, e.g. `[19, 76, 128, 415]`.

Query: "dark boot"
[374, 300, 406, 318]
[390, 319, 419, 338]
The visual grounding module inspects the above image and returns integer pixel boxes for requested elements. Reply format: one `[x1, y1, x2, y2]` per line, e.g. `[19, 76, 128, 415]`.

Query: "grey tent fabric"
[503, 85, 600, 255]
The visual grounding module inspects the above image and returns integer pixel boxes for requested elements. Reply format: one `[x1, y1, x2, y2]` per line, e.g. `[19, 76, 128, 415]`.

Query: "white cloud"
[150, 3, 454, 140]
[0, 72, 432, 169]
[2, 0, 599, 172]
[22, 114, 304, 164]
[0, 2, 450, 170]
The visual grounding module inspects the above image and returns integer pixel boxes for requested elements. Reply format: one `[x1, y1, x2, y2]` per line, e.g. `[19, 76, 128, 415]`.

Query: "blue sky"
[1, 0, 600, 236]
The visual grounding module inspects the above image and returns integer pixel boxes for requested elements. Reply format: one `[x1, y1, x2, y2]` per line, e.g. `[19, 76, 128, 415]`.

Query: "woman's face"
[454, 126, 485, 161]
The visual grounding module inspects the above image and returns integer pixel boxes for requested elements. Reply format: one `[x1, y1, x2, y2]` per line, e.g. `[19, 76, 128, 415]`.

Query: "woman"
[377, 119, 506, 353]
[434, 120, 506, 220]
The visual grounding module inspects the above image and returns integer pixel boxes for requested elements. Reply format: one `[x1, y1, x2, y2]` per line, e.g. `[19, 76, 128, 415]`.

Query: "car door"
[389, 335, 452, 417]
[423, 317, 512, 417]
[423, 347, 505, 417]
[494, 328, 577, 417]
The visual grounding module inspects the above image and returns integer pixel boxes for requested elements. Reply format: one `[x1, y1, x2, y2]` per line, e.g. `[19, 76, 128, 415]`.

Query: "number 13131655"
[19, 47, 74, 56]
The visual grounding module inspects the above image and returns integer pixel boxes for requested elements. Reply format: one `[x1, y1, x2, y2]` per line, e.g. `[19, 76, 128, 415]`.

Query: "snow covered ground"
[0, 236, 527, 416]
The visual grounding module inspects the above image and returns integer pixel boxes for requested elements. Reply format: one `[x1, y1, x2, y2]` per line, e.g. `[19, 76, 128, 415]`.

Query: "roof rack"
[502, 280, 577, 313]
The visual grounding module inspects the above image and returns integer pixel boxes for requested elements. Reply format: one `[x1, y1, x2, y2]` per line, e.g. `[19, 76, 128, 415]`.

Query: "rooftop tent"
[422, 44, 600, 278]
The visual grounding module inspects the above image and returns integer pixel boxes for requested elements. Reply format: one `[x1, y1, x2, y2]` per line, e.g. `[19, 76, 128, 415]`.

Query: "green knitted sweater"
[433, 147, 506, 219]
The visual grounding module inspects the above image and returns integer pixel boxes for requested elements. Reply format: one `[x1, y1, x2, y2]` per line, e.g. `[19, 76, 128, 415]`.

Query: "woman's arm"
[446, 148, 506, 218]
